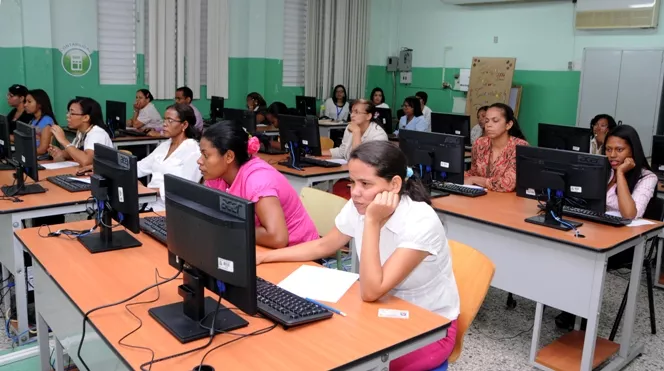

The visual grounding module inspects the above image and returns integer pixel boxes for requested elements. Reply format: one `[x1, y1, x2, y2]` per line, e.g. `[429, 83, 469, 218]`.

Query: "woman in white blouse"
[137, 104, 202, 211]
[370, 87, 389, 109]
[127, 89, 163, 132]
[323, 84, 350, 121]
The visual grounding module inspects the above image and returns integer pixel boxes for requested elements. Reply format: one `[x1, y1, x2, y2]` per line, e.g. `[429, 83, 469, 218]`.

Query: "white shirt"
[323, 98, 350, 121]
[335, 196, 460, 320]
[422, 106, 432, 132]
[137, 102, 163, 130]
[72, 125, 113, 151]
[137, 138, 202, 211]
[375, 103, 389, 109]
[329, 123, 388, 161]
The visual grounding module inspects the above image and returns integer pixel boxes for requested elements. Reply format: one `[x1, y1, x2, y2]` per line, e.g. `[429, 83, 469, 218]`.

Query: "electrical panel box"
[398, 49, 413, 71]
[387, 56, 398, 72]
[400, 71, 412, 84]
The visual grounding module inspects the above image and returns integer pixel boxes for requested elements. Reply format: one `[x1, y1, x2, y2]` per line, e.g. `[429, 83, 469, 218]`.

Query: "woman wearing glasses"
[323, 99, 388, 161]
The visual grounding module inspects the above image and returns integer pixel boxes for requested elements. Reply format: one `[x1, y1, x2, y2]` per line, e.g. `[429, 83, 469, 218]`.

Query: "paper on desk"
[41, 161, 79, 170]
[627, 219, 656, 227]
[278, 265, 359, 303]
[327, 159, 348, 165]
[67, 177, 91, 184]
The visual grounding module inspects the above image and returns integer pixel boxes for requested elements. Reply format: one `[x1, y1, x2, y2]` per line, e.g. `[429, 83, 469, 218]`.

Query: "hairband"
[405, 167, 414, 180]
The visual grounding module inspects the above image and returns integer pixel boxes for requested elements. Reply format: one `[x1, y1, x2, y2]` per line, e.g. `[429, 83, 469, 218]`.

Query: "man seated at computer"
[256, 141, 460, 371]
[174, 86, 204, 133]
[589, 114, 617, 155]
[323, 99, 388, 161]
[197, 121, 319, 248]
[465, 103, 528, 192]
[49, 98, 113, 167]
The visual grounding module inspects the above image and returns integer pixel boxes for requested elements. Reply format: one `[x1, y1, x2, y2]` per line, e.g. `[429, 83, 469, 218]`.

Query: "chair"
[320, 137, 334, 151]
[609, 196, 664, 340]
[447, 240, 495, 362]
[119, 149, 133, 156]
[300, 187, 348, 269]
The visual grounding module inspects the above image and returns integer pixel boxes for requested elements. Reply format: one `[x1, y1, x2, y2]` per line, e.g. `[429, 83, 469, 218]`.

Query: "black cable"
[77, 266, 183, 371]
[195, 321, 277, 370]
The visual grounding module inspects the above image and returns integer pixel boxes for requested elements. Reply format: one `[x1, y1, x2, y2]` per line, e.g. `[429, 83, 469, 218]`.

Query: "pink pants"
[389, 320, 458, 371]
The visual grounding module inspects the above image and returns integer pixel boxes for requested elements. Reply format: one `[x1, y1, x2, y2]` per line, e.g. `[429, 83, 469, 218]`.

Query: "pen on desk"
[305, 298, 347, 317]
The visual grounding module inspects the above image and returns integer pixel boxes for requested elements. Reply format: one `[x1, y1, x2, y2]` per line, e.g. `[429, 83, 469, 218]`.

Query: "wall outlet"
[493, 36, 498, 43]
[400, 71, 412, 84]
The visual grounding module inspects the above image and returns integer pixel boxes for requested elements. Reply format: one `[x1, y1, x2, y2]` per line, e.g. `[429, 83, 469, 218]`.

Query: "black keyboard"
[118, 129, 148, 137]
[256, 277, 333, 328]
[259, 147, 288, 155]
[139, 216, 167, 244]
[278, 157, 341, 168]
[46, 174, 91, 192]
[431, 181, 487, 197]
[562, 206, 631, 227]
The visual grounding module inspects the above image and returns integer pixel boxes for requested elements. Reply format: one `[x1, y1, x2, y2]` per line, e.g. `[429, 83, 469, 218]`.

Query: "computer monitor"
[651, 135, 664, 178]
[210, 96, 224, 121]
[77, 144, 142, 253]
[538, 123, 591, 153]
[105, 100, 126, 132]
[374, 108, 394, 135]
[398, 130, 465, 195]
[295, 95, 317, 116]
[278, 115, 322, 169]
[431, 113, 471, 147]
[148, 174, 255, 343]
[3, 121, 45, 196]
[223, 108, 256, 133]
[0, 116, 11, 162]
[516, 145, 610, 230]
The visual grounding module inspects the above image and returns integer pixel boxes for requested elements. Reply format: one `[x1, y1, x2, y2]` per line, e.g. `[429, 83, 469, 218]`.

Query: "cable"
[195, 321, 277, 370]
[77, 266, 183, 371]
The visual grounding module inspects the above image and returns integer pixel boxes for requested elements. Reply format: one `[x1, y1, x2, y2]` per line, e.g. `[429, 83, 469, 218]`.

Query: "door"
[577, 49, 622, 128]
[614, 49, 664, 156]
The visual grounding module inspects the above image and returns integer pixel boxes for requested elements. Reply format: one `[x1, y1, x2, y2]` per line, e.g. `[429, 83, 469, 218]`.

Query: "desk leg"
[54, 339, 64, 371]
[10, 228, 28, 344]
[580, 256, 608, 371]
[1, 266, 10, 315]
[350, 239, 358, 273]
[37, 311, 50, 371]
[529, 302, 544, 363]
[619, 240, 645, 358]
[655, 238, 664, 289]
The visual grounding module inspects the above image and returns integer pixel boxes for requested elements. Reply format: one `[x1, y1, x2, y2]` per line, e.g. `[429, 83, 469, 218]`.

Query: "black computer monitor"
[210, 96, 224, 121]
[223, 108, 256, 133]
[77, 144, 142, 253]
[398, 130, 465, 193]
[516, 145, 610, 230]
[278, 114, 322, 168]
[3, 121, 45, 196]
[538, 123, 591, 153]
[149, 174, 255, 343]
[0, 115, 11, 162]
[295, 95, 317, 116]
[651, 135, 664, 178]
[431, 113, 471, 147]
[375, 108, 393, 135]
[105, 100, 126, 132]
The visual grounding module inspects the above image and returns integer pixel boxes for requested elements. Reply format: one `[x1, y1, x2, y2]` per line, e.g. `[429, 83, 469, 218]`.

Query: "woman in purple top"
[24, 89, 57, 156]
[197, 121, 319, 248]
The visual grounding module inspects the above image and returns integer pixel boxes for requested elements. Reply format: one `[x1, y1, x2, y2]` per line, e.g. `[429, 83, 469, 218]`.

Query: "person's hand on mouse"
[76, 164, 93, 175]
[48, 145, 66, 162]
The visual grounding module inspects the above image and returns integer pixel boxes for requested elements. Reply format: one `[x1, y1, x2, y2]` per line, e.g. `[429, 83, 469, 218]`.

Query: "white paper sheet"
[326, 159, 348, 165]
[627, 219, 656, 227]
[67, 177, 91, 184]
[41, 161, 79, 170]
[278, 265, 359, 303]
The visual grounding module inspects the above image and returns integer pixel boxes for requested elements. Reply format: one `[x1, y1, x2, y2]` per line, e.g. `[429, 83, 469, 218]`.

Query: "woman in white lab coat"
[323, 84, 350, 121]
[137, 103, 202, 211]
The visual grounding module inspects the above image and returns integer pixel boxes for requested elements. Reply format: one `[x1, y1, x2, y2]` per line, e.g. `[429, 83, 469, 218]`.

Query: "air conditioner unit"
[441, 0, 567, 5]
[575, 0, 660, 29]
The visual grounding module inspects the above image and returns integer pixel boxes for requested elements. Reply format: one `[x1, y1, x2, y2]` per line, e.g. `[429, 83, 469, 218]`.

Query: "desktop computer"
[516, 146, 614, 230]
[0, 116, 14, 170]
[106, 100, 127, 133]
[277, 115, 341, 169]
[538, 123, 591, 153]
[3, 122, 45, 196]
[375, 108, 394, 135]
[77, 144, 142, 253]
[224, 108, 256, 133]
[431, 113, 471, 147]
[296, 95, 317, 116]
[651, 135, 664, 180]
[210, 96, 224, 121]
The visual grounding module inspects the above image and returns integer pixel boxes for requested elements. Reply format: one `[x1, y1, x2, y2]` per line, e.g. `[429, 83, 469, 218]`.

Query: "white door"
[614, 49, 664, 156]
[577, 49, 623, 128]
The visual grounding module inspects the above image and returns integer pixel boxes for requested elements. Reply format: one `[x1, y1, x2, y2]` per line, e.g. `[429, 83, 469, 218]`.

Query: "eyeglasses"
[67, 111, 85, 116]
[351, 110, 367, 115]
[164, 118, 182, 125]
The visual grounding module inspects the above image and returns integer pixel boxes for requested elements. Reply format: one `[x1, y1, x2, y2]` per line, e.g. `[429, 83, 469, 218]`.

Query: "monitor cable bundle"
[538, 188, 584, 238]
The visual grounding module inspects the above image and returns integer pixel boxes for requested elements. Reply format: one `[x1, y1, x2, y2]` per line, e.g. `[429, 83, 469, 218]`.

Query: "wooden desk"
[430, 192, 663, 371]
[17, 219, 450, 371]
[0, 166, 157, 347]
[256, 153, 349, 194]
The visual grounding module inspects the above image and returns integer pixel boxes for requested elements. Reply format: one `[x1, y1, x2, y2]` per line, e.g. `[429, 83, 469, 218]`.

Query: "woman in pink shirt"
[197, 121, 319, 248]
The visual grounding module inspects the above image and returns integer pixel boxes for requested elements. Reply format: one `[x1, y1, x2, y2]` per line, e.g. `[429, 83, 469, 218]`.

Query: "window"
[283, 0, 307, 87]
[98, 0, 137, 85]
[200, 0, 208, 86]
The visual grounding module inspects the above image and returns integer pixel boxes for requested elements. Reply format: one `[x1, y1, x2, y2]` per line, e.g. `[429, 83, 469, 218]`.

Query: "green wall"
[366, 65, 581, 145]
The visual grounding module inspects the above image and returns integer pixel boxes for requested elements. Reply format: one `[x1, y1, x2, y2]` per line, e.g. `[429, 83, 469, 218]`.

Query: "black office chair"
[608, 195, 663, 341]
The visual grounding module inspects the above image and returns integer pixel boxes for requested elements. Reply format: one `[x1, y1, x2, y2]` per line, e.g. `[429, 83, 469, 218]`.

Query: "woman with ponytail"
[465, 102, 528, 192]
[256, 141, 459, 371]
[198, 120, 318, 248]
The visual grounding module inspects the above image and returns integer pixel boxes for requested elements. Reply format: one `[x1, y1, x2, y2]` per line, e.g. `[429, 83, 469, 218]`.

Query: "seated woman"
[395, 96, 427, 134]
[263, 102, 288, 150]
[247, 92, 268, 125]
[589, 114, 617, 155]
[6, 84, 33, 133]
[323, 99, 387, 161]
[470, 106, 488, 144]
[370, 87, 389, 108]
[127, 89, 162, 132]
[49, 98, 113, 167]
[198, 121, 319, 248]
[465, 103, 528, 192]
[24, 89, 57, 156]
[257, 141, 460, 371]
[137, 104, 202, 211]
[323, 85, 350, 121]
[603, 125, 657, 219]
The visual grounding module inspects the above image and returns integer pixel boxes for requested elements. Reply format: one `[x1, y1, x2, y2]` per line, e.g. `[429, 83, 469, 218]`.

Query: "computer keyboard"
[431, 181, 487, 197]
[562, 206, 631, 227]
[46, 174, 91, 192]
[118, 129, 148, 137]
[256, 277, 333, 328]
[139, 216, 167, 244]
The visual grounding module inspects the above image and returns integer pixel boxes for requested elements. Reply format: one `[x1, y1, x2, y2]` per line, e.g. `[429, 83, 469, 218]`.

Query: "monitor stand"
[525, 196, 583, 231]
[78, 210, 141, 253]
[149, 270, 249, 343]
[278, 141, 312, 169]
[1, 166, 46, 196]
